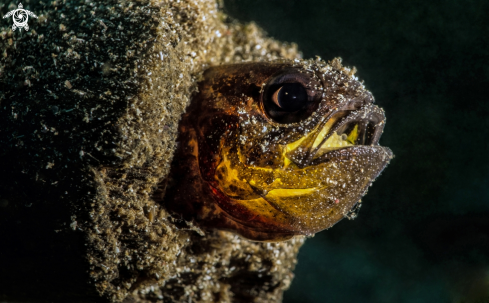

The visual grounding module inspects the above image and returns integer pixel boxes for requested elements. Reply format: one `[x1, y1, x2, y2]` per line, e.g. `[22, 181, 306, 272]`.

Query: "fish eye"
[262, 71, 320, 124]
[271, 83, 308, 112]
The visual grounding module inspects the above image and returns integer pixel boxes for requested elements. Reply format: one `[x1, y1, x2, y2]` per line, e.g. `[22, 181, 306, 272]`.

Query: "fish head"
[167, 59, 393, 241]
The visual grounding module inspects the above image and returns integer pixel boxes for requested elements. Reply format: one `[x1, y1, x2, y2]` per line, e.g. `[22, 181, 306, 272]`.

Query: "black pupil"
[277, 83, 307, 111]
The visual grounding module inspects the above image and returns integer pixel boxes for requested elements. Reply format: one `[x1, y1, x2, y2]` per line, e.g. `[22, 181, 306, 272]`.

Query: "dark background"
[224, 1, 489, 302]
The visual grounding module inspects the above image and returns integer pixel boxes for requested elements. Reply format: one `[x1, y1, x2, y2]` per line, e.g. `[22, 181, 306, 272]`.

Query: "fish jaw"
[210, 140, 393, 237]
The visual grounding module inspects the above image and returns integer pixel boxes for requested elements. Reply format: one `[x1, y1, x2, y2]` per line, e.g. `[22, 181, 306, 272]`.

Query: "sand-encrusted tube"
[0, 0, 303, 302]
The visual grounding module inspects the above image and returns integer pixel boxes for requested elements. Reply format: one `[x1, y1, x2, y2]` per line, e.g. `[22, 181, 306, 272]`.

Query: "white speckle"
[147, 72, 152, 76]
[262, 126, 267, 132]
[179, 73, 183, 79]
[215, 30, 222, 38]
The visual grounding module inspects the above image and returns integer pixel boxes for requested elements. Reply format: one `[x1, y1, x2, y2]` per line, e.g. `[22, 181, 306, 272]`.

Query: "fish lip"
[310, 145, 394, 166]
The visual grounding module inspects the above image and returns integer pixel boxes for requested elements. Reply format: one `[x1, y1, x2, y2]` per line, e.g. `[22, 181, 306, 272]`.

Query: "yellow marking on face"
[211, 121, 388, 235]
[346, 124, 359, 145]
[285, 135, 306, 153]
[284, 113, 349, 159]
[313, 131, 354, 159]
[283, 155, 293, 168]
[311, 118, 338, 148]
[214, 115, 366, 223]
[284, 118, 335, 154]
[266, 187, 320, 199]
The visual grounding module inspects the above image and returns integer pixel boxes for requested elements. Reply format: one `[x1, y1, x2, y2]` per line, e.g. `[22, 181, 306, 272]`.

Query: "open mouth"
[310, 105, 386, 159]
[334, 114, 384, 146]
[284, 104, 386, 167]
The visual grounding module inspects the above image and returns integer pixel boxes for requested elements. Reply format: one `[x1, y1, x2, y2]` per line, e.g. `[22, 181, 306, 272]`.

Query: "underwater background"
[224, 1, 489, 302]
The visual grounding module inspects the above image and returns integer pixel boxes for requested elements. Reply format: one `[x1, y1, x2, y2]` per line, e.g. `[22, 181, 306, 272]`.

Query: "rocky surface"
[0, 0, 303, 302]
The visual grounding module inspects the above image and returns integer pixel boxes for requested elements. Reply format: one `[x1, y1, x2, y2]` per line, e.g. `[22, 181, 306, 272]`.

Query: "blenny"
[158, 58, 393, 241]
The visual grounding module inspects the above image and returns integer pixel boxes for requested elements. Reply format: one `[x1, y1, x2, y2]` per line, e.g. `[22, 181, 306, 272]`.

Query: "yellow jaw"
[284, 115, 360, 164]
[213, 117, 370, 234]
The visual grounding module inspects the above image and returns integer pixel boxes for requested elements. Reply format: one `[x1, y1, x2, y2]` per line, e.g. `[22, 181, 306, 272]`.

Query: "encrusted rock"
[0, 0, 303, 302]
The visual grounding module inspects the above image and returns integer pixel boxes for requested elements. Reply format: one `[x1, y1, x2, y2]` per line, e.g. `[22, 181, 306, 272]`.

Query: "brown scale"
[156, 59, 393, 241]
